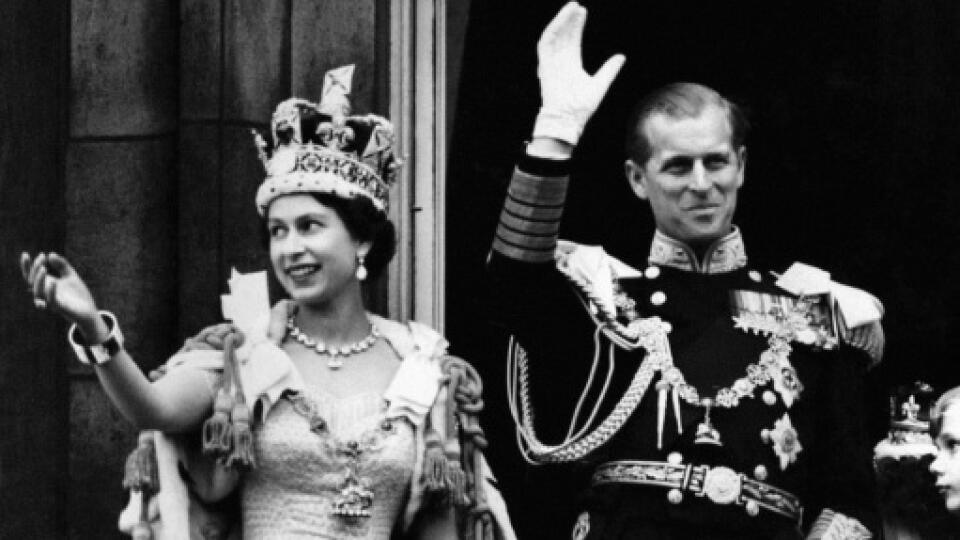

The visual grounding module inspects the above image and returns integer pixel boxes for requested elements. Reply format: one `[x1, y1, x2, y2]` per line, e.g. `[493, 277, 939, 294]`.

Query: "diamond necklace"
[286, 316, 381, 369]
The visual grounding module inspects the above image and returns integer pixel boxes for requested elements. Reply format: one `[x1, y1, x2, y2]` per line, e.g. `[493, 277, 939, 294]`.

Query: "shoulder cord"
[506, 261, 676, 463]
[565, 328, 616, 442]
[508, 322, 672, 464]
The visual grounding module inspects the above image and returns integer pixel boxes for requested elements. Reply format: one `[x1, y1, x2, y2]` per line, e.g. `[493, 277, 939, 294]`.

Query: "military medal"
[660, 297, 813, 448]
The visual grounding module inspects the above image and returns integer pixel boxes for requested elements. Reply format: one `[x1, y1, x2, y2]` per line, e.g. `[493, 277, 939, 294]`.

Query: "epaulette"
[774, 262, 885, 364]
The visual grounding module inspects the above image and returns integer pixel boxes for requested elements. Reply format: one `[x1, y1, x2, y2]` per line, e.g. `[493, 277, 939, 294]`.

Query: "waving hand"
[533, 2, 626, 146]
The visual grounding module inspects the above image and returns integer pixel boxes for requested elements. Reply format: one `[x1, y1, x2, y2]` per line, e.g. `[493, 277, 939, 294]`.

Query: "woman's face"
[266, 195, 368, 307]
[931, 402, 960, 514]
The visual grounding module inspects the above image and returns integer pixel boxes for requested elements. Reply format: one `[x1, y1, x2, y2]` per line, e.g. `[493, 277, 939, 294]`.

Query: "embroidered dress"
[119, 314, 516, 540]
[243, 390, 415, 539]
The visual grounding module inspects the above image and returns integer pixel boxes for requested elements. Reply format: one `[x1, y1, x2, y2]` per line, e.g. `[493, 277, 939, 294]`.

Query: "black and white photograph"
[3, 1, 960, 538]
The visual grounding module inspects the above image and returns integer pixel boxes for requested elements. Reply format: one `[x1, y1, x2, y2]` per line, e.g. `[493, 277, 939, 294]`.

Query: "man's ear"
[735, 146, 747, 188]
[624, 159, 649, 200]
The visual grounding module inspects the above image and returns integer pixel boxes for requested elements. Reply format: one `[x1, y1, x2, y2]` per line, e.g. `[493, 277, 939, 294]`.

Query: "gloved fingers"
[591, 53, 626, 96]
[538, 2, 586, 56]
[27, 252, 46, 287]
[46, 252, 76, 279]
[43, 275, 58, 307]
[19, 252, 33, 282]
[33, 265, 48, 306]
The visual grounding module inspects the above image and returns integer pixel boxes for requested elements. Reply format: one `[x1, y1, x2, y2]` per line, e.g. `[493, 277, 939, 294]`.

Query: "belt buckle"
[701, 466, 741, 505]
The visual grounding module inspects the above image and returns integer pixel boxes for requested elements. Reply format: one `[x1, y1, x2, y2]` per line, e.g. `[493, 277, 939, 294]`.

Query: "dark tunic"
[487, 156, 877, 540]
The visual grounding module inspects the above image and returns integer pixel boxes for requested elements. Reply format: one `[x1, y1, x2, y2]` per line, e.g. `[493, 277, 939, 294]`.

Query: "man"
[488, 3, 883, 538]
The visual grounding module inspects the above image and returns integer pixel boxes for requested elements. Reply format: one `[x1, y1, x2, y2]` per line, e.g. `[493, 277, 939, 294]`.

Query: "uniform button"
[746, 500, 760, 517]
[760, 429, 772, 443]
[753, 464, 768, 481]
[667, 488, 683, 504]
[650, 291, 667, 306]
[662, 322, 673, 333]
[762, 390, 777, 406]
[644, 266, 661, 279]
[667, 452, 683, 465]
[749, 270, 762, 282]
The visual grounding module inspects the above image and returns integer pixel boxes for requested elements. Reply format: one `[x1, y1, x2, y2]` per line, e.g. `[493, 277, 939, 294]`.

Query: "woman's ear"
[357, 240, 373, 260]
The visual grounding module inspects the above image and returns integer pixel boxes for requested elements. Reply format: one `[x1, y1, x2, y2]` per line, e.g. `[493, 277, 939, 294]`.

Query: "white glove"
[533, 2, 626, 146]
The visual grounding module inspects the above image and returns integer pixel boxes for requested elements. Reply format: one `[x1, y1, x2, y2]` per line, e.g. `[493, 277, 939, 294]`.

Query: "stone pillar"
[66, 0, 178, 536]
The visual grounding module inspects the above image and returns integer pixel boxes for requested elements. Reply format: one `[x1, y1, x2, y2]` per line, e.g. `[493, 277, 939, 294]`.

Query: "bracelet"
[68, 310, 124, 365]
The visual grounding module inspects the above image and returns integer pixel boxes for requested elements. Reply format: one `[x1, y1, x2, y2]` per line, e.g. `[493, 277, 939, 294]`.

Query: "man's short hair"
[931, 386, 960, 438]
[624, 82, 750, 166]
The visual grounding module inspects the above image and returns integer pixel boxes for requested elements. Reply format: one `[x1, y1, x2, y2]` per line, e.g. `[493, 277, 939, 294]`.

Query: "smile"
[286, 263, 321, 278]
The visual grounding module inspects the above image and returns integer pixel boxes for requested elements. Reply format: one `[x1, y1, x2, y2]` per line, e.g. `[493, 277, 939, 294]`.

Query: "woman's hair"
[931, 386, 960, 438]
[261, 193, 397, 282]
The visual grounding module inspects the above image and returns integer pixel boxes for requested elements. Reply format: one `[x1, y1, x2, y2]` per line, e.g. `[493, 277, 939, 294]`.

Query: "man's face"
[931, 403, 960, 514]
[625, 104, 745, 244]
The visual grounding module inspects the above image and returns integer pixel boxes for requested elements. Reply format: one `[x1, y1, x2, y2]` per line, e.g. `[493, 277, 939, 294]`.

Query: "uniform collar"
[648, 227, 748, 274]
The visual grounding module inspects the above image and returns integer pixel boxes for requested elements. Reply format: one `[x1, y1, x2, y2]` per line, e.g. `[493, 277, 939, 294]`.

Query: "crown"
[253, 65, 399, 216]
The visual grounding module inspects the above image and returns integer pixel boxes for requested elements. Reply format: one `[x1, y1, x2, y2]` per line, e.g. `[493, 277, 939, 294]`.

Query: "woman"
[20, 65, 513, 540]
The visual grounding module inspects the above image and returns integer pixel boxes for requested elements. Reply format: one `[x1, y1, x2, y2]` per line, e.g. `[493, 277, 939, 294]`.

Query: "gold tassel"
[423, 429, 449, 494]
[443, 437, 470, 507]
[122, 432, 157, 540]
[446, 460, 470, 508]
[202, 388, 234, 455]
[123, 432, 159, 492]
[225, 401, 255, 470]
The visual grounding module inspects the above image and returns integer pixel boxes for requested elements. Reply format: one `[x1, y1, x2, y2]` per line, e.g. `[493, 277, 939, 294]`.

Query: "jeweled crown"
[253, 65, 399, 215]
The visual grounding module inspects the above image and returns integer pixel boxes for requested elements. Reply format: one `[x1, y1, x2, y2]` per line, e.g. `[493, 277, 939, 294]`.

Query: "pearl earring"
[356, 254, 368, 281]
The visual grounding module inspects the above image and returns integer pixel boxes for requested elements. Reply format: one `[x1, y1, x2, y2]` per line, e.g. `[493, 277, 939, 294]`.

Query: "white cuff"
[532, 108, 583, 146]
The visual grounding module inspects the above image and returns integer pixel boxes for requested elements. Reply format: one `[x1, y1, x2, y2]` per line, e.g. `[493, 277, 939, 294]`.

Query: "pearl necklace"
[287, 316, 381, 369]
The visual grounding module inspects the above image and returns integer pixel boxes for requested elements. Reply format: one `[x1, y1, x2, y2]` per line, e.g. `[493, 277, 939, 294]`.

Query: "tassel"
[121, 433, 158, 540]
[656, 380, 669, 450]
[446, 460, 470, 508]
[225, 401, 255, 470]
[123, 432, 159, 492]
[443, 436, 471, 507]
[423, 430, 448, 493]
[202, 388, 234, 456]
[673, 386, 683, 434]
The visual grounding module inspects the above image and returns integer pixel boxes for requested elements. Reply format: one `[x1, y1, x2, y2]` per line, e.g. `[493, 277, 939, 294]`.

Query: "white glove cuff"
[532, 108, 583, 146]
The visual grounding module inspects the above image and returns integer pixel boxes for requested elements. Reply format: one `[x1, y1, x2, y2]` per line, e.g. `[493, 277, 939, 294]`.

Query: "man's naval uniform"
[488, 155, 877, 539]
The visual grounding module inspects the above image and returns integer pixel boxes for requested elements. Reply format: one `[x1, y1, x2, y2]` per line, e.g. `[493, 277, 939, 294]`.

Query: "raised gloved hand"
[533, 2, 626, 147]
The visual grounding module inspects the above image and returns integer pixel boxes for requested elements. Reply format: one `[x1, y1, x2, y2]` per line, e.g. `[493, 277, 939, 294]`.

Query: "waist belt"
[592, 460, 803, 523]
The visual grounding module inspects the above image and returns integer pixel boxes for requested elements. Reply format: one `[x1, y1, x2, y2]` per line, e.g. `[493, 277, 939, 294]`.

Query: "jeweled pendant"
[695, 421, 722, 446]
[694, 403, 722, 446]
[332, 476, 374, 519]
